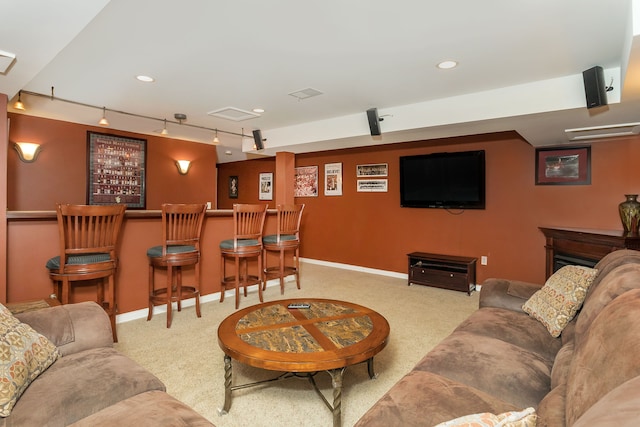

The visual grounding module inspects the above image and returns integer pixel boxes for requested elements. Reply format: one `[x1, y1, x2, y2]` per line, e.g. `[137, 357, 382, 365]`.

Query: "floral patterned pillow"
[0, 303, 61, 417]
[523, 265, 598, 337]
[434, 407, 537, 427]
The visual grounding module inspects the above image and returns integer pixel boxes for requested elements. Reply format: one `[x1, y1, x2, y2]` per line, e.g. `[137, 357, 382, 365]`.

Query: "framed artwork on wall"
[259, 173, 273, 200]
[356, 163, 388, 177]
[229, 176, 239, 199]
[324, 162, 342, 196]
[535, 146, 591, 185]
[294, 166, 318, 197]
[87, 131, 146, 208]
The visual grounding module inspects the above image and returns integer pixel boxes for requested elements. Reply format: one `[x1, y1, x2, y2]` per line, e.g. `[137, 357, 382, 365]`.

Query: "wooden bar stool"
[147, 203, 207, 328]
[46, 203, 126, 342]
[220, 204, 268, 309]
[263, 204, 305, 294]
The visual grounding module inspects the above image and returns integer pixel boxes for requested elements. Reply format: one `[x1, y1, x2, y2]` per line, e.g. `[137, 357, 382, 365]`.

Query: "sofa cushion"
[69, 390, 214, 427]
[6, 346, 165, 426]
[522, 265, 598, 337]
[414, 331, 553, 409]
[454, 307, 561, 363]
[0, 303, 60, 417]
[574, 263, 640, 340]
[572, 375, 640, 427]
[565, 289, 640, 425]
[536, 383, 566, 427]
[434, 407, 536, 427]
[550, 342, 574, 389]
[354, 370, 519, 427]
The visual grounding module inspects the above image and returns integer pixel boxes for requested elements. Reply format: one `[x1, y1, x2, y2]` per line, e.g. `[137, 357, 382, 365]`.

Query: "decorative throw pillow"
[434, 407, 537, 427]
[522, 265, 598, 337]
[0, 303, 61, 417]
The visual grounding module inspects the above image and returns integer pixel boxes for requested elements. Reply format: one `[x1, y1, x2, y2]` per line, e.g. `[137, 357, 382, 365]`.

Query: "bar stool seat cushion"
[263, 234, 298, 244]
[46, 253, 111, 270]
[220, 238, 260, 250]
[146, 245, 197, 258]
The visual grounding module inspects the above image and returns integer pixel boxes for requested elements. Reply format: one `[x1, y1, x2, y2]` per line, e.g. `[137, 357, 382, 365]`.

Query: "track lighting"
[175, 160, 191, 175]
[12, 89, 251, 140]
[14, 142, 41, 162]
[98, 107, 109, 126]
[13, 91, 25, 110]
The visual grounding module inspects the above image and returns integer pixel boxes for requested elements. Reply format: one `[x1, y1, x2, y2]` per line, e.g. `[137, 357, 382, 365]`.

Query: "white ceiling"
[2, 0, 640, 163]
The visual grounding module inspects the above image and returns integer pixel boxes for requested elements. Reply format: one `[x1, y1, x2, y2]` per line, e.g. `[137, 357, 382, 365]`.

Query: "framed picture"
[229, 176, 239, 199]
[535, 146, 591, 185]
[324, 162, 343, 196]
[357, 179, 388, 192]
[357, 163, 388, 177]
[87, 131, 146, 208]
[294, 166, 318, 197]
[259, 173, 273, 200]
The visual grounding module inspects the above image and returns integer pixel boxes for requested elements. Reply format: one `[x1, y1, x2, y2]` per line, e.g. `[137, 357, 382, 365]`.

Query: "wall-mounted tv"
[399, 150, 486, 209]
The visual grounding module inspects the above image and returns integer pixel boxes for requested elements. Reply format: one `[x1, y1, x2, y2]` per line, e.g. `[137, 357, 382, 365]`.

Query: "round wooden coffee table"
[217, 298, 390, 427]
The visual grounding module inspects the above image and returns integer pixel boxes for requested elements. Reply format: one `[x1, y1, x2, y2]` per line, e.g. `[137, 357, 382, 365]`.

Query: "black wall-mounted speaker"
[252, 129, 264, 150]
[582, 66, 607, 109]
[366, 108, 382, 136]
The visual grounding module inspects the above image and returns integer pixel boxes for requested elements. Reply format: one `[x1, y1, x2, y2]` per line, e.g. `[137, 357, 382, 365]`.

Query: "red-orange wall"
[219, 132, 640, 285]
[217, 158, 276, 209]
[8, 114, 217, 210]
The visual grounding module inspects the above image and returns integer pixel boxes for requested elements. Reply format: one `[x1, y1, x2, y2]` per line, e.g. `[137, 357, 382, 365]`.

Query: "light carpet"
[115, 262, 479, 427]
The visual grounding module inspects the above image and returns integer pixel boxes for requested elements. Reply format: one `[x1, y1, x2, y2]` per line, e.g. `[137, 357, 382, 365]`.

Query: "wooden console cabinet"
[407, 252, 476, 295]
[540, 227, 640, 279]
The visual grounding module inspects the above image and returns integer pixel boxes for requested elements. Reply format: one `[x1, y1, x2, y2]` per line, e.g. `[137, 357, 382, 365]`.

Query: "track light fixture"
[213, 129, 220, 144]
[13, 91, 25, 110]
[12, 88, 251, 139]
[98, 107, 109, 126]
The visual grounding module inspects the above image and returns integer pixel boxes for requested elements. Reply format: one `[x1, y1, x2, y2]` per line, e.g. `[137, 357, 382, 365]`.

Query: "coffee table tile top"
[236, 305, 296, 330]
[300, 302, 358, 319]
[239, 325, 323, 353]
[316, 316, 373, 349]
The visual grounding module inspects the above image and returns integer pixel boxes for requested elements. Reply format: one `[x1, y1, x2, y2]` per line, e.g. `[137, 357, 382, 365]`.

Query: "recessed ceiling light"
[252, 108, 265, 113]
[437, 60, 458, 70]
[136, 75, 155, 82]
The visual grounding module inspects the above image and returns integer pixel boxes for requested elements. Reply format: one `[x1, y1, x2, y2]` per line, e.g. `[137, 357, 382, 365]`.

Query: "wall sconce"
[175, 160, 191, 175]
[14, 142, 42, 162]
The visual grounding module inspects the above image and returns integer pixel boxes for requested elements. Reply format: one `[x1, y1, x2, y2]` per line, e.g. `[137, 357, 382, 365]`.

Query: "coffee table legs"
[327, 368, 346, 427]
[219, 355, 232, 415]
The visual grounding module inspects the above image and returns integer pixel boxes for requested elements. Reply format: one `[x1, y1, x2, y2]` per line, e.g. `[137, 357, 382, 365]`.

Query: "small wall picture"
[259, 172, 273, 200]
[294, 166, 319, 197]
[229, 176, 238, 198]
[357, 179, 388, 192]
[357, 163, 388, 177]
[535, 146, 591, 185]
[324, 162, 343, 196]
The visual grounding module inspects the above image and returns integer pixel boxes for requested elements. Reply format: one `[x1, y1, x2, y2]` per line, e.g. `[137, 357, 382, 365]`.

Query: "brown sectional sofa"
[355, 249, 640, 426]
[2, 301, 214, 426]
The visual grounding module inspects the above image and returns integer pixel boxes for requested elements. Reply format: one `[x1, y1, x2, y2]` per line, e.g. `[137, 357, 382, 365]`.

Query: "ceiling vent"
[207, 107, 260, 121]
[288, 87, 323, 100]
[0, 49, 16, 74]
[565, 122, 640, 141]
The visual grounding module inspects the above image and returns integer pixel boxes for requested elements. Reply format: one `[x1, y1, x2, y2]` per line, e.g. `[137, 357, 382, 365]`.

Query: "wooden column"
[275, 152, 295, 205]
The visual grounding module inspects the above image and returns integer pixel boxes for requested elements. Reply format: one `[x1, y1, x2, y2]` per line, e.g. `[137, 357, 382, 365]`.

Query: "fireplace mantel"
[539, 227, 640, 279]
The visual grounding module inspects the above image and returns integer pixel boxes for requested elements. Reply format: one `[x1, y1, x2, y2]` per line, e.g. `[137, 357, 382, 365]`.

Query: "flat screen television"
[399, 150, 486, 209]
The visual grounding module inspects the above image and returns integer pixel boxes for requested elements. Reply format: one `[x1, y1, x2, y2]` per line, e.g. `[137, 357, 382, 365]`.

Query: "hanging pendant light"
[98, 107, 109, 126]
[161, 119, 169, 135]
[213, 129, 220, 144]
[13, 91, 25, 110]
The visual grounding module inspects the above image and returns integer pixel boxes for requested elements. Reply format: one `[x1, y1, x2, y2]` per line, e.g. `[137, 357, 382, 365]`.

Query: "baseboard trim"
[115, 259, 408, 324]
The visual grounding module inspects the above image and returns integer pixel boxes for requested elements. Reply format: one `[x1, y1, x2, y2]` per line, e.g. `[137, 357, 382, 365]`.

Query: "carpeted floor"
[115, 261, 479, 427]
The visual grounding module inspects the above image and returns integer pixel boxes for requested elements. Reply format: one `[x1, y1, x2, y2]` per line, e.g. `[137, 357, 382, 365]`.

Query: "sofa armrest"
[15, 301, 113, 356]
[479, 278, 542, 313]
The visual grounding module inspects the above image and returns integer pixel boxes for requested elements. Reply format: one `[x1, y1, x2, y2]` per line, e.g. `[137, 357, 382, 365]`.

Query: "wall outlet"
[206, 201, 212, 209]
[481, 256, 488, 265]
